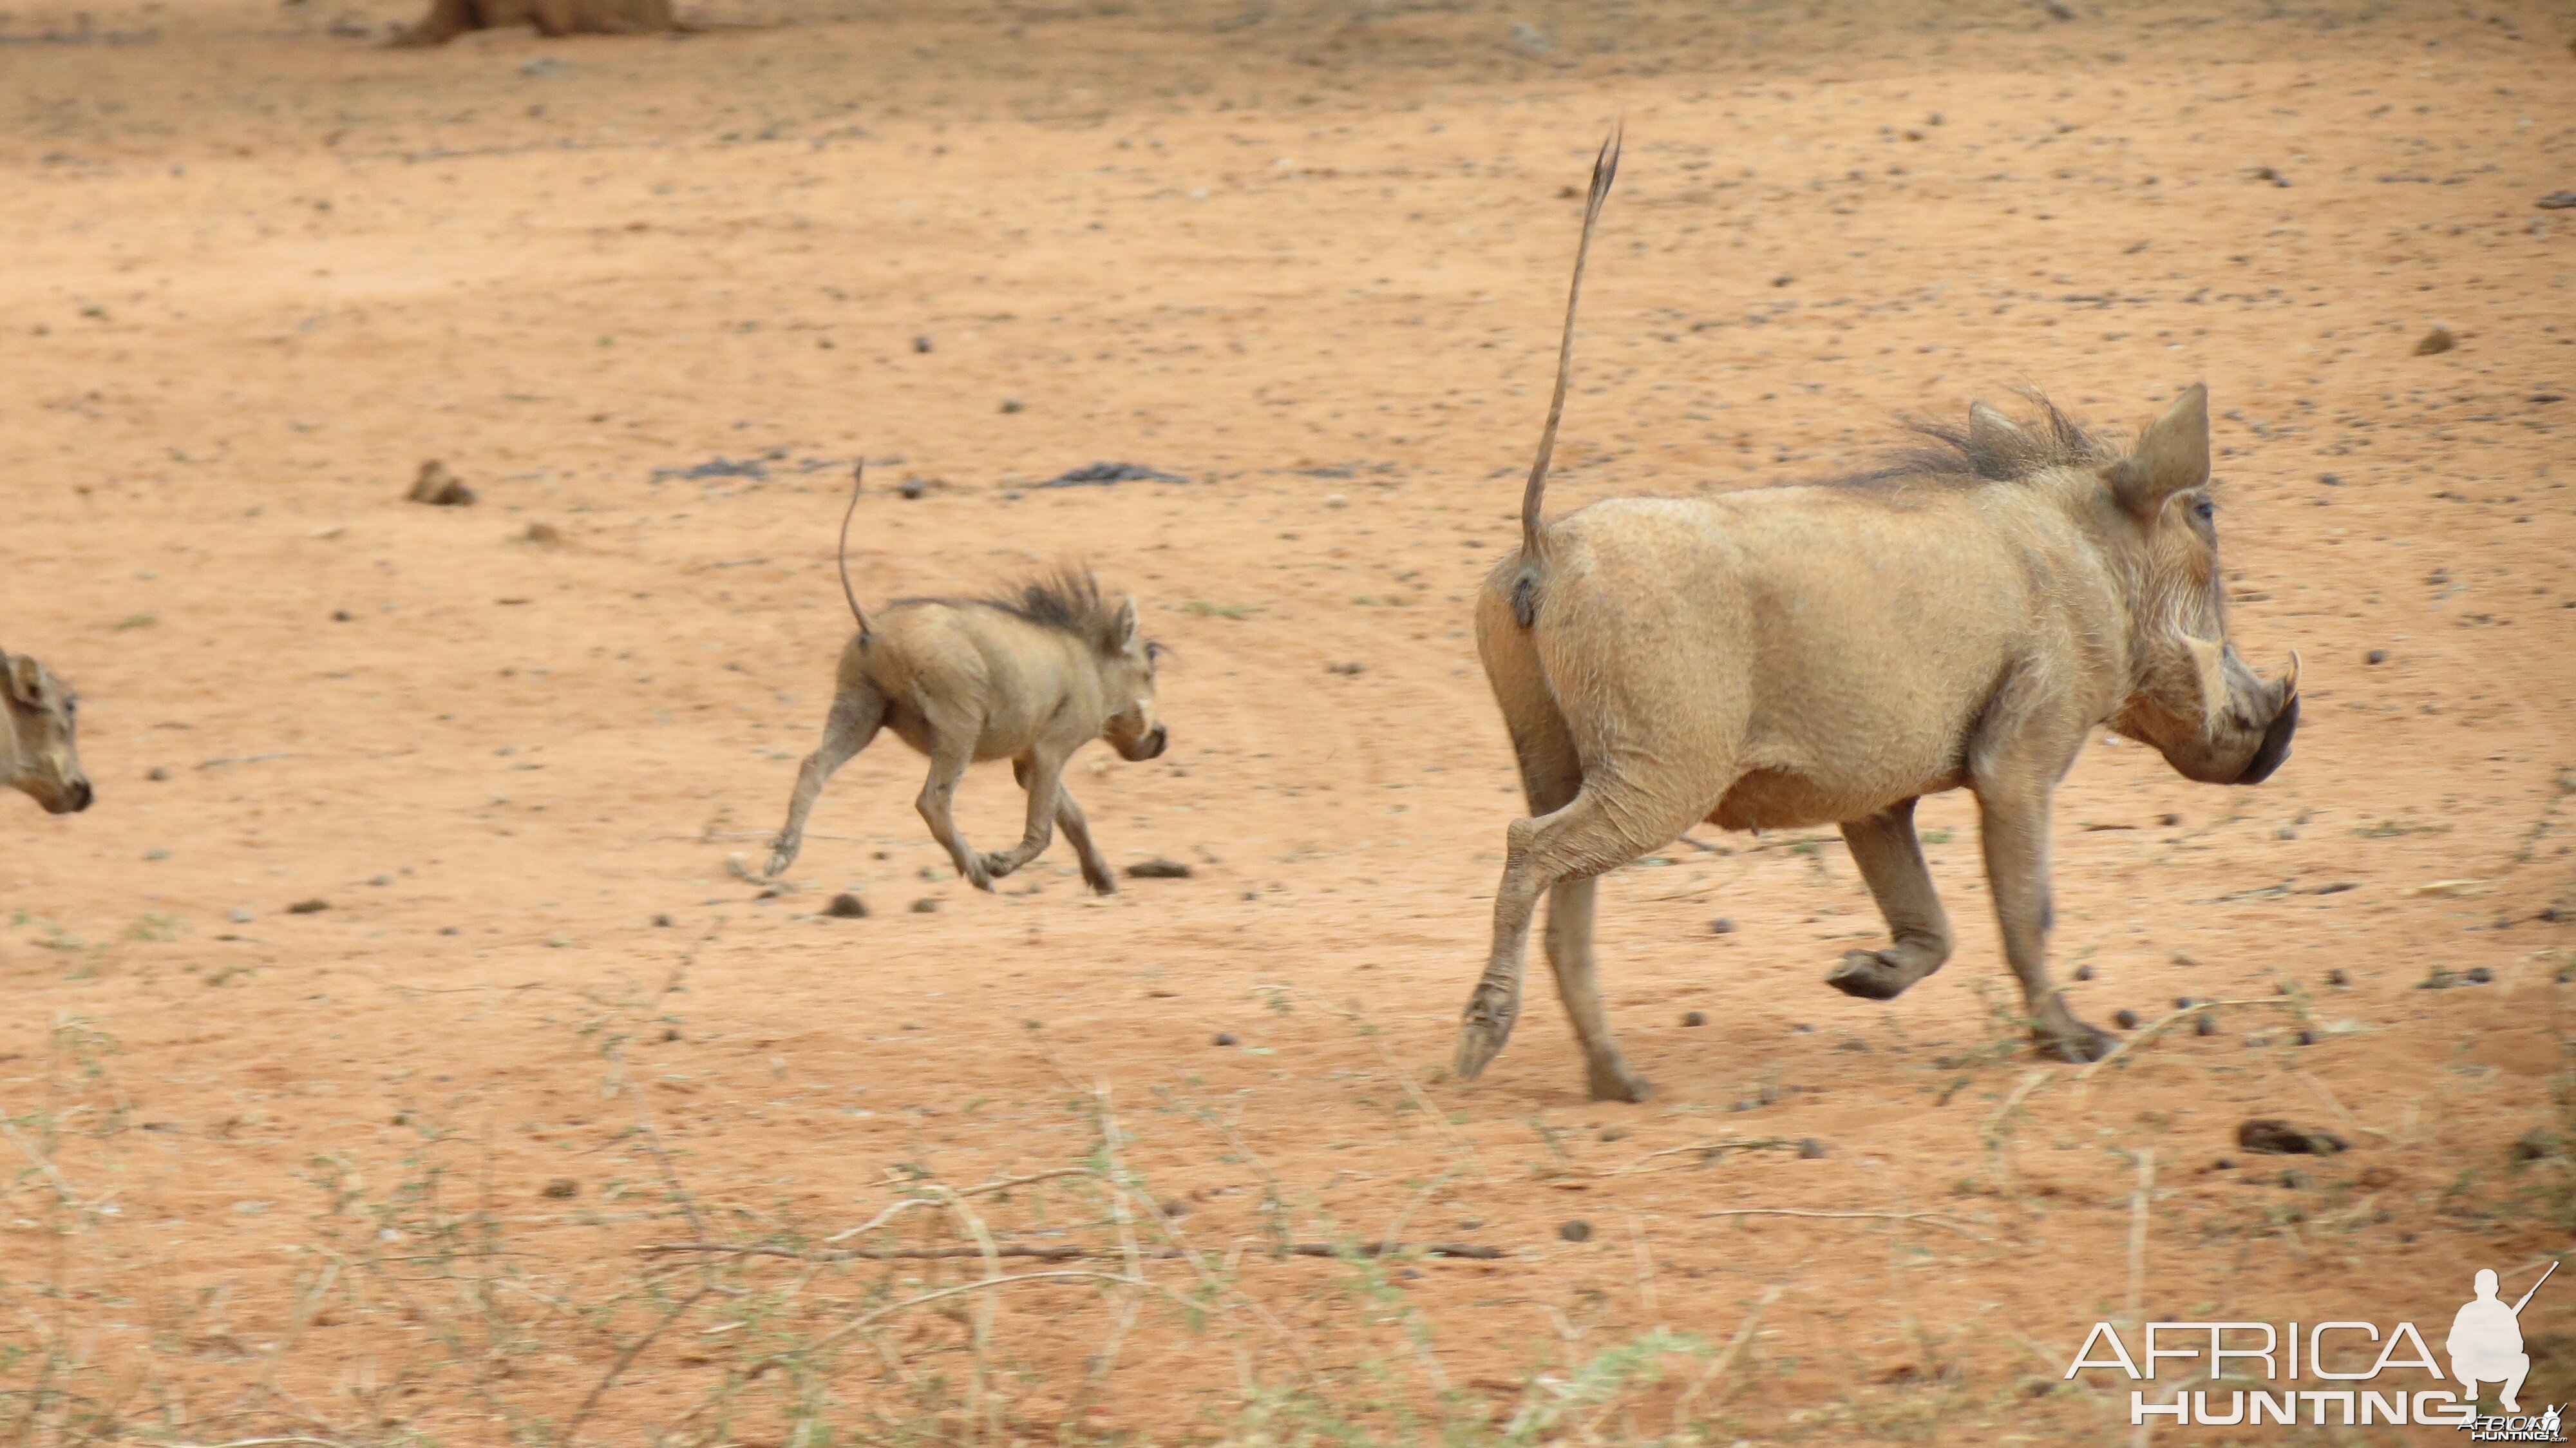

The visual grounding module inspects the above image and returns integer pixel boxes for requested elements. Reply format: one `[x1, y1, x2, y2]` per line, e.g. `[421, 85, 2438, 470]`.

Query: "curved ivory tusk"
[2278, 650, 2301, 699]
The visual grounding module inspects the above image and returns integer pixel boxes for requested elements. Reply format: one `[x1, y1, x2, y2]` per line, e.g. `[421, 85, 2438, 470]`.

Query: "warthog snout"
[2137, 645, 2300, 788]
[44, 776, 95, 814]
[1114, 723, 1168, 762]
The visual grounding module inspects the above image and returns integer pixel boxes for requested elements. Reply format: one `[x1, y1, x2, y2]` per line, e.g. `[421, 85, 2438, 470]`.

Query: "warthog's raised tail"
[1511, 122, 1622, 628]
[837, 460, 871, 643]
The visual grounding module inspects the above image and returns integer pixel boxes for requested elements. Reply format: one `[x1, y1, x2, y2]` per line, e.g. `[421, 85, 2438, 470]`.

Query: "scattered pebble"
[2237, 1118, 2347, 1156]
[2194, 1015, 2219, 1037]
[2159, 813, 2183, 827]
[1558, 1219, 1593, 1242]
[2294, 1028, 2318, 1046]
[2113, 1008, 2138, 1029]
[1126, 859, 1193, 879]
[1796, 1138, 1828, 1159]
[405, 459, 475, 506]
[1213, 1032, 1237, 1047]
[2173, 996, 2195, 1009]
[2414, 326, 2457, 356]
[660, 1026, 681, 1042]
[897, 478, 927, 500]
[1681, 1009, 1707, 1027]
[146, 767, 168, 781]
[825, 892, 868, 919]
[541, 1178, 578, 1199]
[1596, 1126, 1629, 1143]
[2213, 1156, 2235, 1170]
[999, 397, 1025, 414]
[654, 913, 674, 928]
[1709, 917, 1735, 935]
[229, 908, 252, 923]
[1327, 661, 1365, 676]
[520, 521, 563, 546]
[2072, 963, 2095, 982]
[913, 334, 933, 352]
[332, 608, 354, 622]
[287, 899, 329, 915]
[2275, 826, 2298, 841]
[909, 898, 938, 914]
[1039, 461, 1189, 488]
[2365, 648, 2389, 665]
[2324, 967, 2347, 987]
[2464, 966, 2493, 984]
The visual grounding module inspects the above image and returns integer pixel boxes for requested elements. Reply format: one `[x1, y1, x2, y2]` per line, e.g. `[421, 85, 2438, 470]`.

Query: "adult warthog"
[1454, 131, 2298, 1101]
[2, 648, 93, 815]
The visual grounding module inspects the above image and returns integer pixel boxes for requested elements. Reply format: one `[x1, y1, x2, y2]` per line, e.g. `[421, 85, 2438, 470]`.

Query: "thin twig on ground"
[1670, 1283, 1783, 1428]
[1692, 1208, 1989, 1241]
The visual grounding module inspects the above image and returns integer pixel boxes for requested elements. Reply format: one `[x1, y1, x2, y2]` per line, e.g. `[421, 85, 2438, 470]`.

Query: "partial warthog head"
[2086, 385, 2299, 785]
[2, 649, 93, 815]
[1095, 596, 1168, 761]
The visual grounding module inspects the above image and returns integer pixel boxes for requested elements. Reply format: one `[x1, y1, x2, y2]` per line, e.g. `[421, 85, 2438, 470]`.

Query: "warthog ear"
[1967, 401, 2026, 450]
[2107, 383, 2211, 520]
[1110, 595, 1140, 649]
[2, 653, 41, 707]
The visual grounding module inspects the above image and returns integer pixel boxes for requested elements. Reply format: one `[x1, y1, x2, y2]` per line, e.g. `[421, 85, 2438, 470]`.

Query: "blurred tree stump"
[391, 0, 681, 45]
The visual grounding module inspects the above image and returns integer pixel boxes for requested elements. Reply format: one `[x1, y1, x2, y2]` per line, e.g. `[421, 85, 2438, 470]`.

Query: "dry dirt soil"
[4, 0, 2574, 1442]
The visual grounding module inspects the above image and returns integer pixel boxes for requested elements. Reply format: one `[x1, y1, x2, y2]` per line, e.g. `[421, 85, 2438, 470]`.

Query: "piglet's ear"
[3, 653, 41, 707]
[2106, 383, 2210, 520]
[1966, 401, 2026, 451]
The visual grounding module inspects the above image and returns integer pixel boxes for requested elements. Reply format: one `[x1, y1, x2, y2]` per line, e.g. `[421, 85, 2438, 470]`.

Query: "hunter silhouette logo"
[2063, 1260, 2564, 1433]
[2451, 1263, 2550, 1412]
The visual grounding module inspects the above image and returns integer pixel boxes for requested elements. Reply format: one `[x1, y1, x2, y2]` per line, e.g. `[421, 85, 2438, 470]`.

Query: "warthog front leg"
[1975, 783, 2116, 1063]
[981, 748, 1071, 881]
[915, 714, 995, 892]
[1052, 786, 1118, 895]
[766, 682, 886, 878]
[1826, 797, 1954, 1001]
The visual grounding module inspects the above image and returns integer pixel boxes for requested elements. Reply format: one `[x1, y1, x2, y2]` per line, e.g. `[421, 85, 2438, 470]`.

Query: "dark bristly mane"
[891, 567, 1124, 646]
[1832, 393, 2117, 488]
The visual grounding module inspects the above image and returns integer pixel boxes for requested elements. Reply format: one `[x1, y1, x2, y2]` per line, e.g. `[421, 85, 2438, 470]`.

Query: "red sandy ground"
[3, 0, 2573, 1441]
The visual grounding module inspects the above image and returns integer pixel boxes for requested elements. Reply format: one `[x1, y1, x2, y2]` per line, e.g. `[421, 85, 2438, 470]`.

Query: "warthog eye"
[2194, 500, 2215, 522]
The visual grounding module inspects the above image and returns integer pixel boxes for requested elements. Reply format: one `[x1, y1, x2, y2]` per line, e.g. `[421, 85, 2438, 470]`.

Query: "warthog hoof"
[1826, 949, 1913, 1001]
[1453, 985, 1520, 1081]
[764, 839, 799, 879]
[2038, 1020, 2119, 1064]
[1081, 864, 1119, 897]
[1587, 1060, 1653, 1104]
[979, 852, 1020, 881]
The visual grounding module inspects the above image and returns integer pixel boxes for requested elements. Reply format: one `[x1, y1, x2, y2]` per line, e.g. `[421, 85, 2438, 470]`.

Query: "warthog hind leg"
[1457, 785, 1698, 1094]
[1543, 877, 1652, 1103]
[767, 681, 886, 877]
[1825, 798, 1954, 1001]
